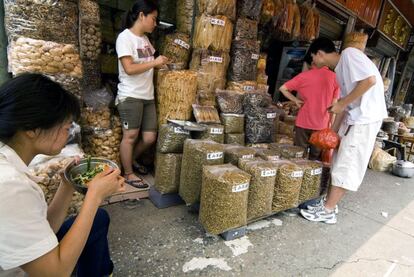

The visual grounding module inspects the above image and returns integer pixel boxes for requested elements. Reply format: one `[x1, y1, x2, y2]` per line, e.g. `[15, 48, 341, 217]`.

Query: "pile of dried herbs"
[255, 149, 280, 161]
[224, 133, 245, 145]
[238, 157, 264, 171]
[221, 113, 245, 133]
[224, 145, 256, 165]
[154, 153, 183, 194]
[179, 140, 224, 205]
[294, 160, 322, 204]
[157, 124, 190, 153]
[193, 124, 225, 143]
[271, 160, 303, 213]
[244, 161, 278, 221]
[199, 164, 250, 235]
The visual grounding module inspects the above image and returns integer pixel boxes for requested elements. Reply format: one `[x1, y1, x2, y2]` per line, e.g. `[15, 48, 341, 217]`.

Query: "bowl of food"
[64, 156, 119, 194]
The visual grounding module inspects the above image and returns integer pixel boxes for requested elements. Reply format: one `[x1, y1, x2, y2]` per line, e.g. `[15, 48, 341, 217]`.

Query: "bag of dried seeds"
[255, 148, 280, 161]
[157, 124, 190, 153]
[237, 0, 264, 21]
[244, 161, 278, 221]
[238, 157, 264, 171]
[224, 133, 245, 145]
[224, 145, 256, 165]
[293, 159, 322, 204]
[228, 40, 260, 82]
[154, 153, 183, 194]
[270, 160, 303, 213]
[193, 124, 225, 143]
[199, 164, 251, 235]
[233, 18, 259, 40]
[216, 89, 244, 114]
[179, 140, 225, 205]
[270, 143, 305, 159]
[221, 113, 245, 133]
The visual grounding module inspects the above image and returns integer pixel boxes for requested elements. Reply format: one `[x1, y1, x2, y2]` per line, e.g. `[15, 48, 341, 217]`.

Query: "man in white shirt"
[300, 37, 388, 224]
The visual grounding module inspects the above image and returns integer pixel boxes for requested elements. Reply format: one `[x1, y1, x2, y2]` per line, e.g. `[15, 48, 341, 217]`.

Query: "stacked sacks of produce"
[223, 145, 256, 165]
[293, 159, 323, 204]
[192, 124, 225, 143]
[269, 143, 305, 160]
[255, 148, 280, 161]
[179, 140, 224, 205]
[221, 113, 245, 145]
[79, 0, 102, 61]
[154, 124, 190, 194]
[156, 66, 198, 126]
[199, 164, 250, 235]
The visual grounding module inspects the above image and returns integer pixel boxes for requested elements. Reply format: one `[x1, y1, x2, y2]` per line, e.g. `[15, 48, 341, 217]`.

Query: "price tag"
[210, 128, 223, 134]
[210, 18, 226, 26]
[174, 127, 189, 135]
[207, 152, 223, 160]
[267, 113, 277, 119]
[261, 169, 276, 177]
[295, 152, 304, 158]
[311, 168, 323, 176]
[267, 155, 279, 161]
[291, 171, 303, 178]
[173, 39, 190, 50]
[209, 56, 223, 63]
[243, 85, 255, 91]
[232, 183, 249, 192]
[241, 154, 254, 159]
[251, 53, 259, 60]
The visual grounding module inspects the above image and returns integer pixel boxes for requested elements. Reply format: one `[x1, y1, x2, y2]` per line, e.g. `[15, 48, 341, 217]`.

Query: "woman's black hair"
[0, 73, 81, 142]
[122, 0, 159, 30]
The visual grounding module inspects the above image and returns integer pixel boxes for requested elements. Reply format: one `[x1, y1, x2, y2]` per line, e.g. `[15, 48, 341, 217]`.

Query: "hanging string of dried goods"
[154, 153, 183, 194]
[224, 145, 256, 165]
[179, 140, 225, 205]
[271, 160, 303, 213]
[176, 0, 195, 35]
[161, 32, 191, 66]
[156, 69, 198, 126]
[294, 159, 323, 204]
[225, 133, 245, 145]
[226, 81, 257, 92]
[216, 89, 244, 114]
[9, 37, 82, 77]
[244, 161, 278, 221]
[228, 39, 260, 81]
[193, 124, 225, 143]
[237, 0, 264, 21]
[260, 0, 276, 25]
[197, 0, 236, 21]
[273, 0, 295, 41]
[233, 18, 259, 40]
[199, 164, 250, 235]
[157, 124, 190, 153]
[193, 14, 234, 52]
[221, 113, 245, 134]
[312, 4, 320, 39]
[291, 1, 301, 39]
[193, 104, 221, 124]
[299, 1, 315, 41]
[3, 0, 78, 45]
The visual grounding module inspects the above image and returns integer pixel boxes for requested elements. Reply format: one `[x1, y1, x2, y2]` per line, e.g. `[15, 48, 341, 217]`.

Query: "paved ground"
[104, 170, 414, 276]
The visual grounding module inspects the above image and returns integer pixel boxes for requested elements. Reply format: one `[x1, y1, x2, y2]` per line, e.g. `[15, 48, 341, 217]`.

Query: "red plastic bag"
[309, 128, 340, 150]
[321, 149, 334, 165]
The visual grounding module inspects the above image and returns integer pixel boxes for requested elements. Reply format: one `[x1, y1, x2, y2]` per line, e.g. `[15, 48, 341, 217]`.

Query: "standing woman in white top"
[116, 0, 168, 188]
[0, 74, 125, 276]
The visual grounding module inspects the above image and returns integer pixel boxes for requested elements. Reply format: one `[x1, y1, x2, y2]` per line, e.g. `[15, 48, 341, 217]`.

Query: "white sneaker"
[300, 206, 337, 224]
[307, 196, 339, 214]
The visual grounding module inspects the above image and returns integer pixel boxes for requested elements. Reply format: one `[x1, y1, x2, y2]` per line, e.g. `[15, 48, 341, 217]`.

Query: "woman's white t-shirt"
[0, 144, 58, 276]
[116, 29, 155, 101]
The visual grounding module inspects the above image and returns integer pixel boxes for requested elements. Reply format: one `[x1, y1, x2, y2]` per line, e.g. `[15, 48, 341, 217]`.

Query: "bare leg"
[119, 128, 141, 181]
[325, 186, 346, 210]
[133, 131, 157, 161]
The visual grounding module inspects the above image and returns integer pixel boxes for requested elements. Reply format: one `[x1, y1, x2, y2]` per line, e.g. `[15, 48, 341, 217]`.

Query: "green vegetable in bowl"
[73, 158, 110, 187]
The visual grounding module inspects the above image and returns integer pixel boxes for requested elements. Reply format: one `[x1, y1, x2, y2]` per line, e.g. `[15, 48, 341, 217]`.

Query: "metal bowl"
[64, 157, 119, 194]
[392, 160, 414, 178]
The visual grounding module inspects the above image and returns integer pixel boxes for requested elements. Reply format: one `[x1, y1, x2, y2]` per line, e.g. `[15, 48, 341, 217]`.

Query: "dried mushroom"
[193, 124, 225, 144]
[224, 145, 256, 165]
[197, 0, 236, 20]
[216, 89, 244, 114]
[225, 133, 245, 145]
[10, 37, 82, 77]
[234, 18, 259, 40]
[244, 161, 278, 221]
[271, 160, 303, 213]
[179, 140, 225, 205]
[161, 33, 191, 66]
[156, 69, 198, 126]
[221, 113, 245, 134]
[228, 40, 260, 82]
[154, 153, 183, 194]
[193, 14, 233, 52]
[199, 164, 250, 235]
[294, 160, 322, 204]
[157, 124, 190, 153]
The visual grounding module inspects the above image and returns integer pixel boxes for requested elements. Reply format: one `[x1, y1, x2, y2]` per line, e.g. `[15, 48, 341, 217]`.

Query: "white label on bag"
[267, 155, 279, 161]
[173, 39, 190, 50]
[242, 154, 254, 159]
[243, 85, 255, 91]
[210, 18, 226, 26]
[251, 53, 259, 60]
[207, 152, 223, 160]
[311, 168, 323, 176]
[267, 113, 277, 119]
[209, 56, 223, 63]
[292, 171, 303, 178]
[295, 152, 304, 158]
[210, 128, 223, 134]
[174, 127, 189, 135]
[261, 169, 276, 177]
[232, 183, 249, 192]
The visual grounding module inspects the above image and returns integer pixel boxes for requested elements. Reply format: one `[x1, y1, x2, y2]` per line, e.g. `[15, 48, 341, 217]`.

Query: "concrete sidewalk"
[105, 170, 414, 276]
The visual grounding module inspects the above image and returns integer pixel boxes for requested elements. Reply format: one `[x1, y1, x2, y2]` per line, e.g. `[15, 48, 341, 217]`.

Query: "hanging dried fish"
[154, 153, 183, 194]
[228, 39, 260, 81]
[199, 164, 250, 235]
[193, 14, 234, 52]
